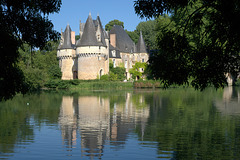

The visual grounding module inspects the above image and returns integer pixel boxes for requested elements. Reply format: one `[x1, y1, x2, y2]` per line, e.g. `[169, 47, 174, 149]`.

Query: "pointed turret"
[96, 15, 107, 46]
[136, 31, 147, 53]
[60, 24, 74, 49]
[76, 13, 99, 47]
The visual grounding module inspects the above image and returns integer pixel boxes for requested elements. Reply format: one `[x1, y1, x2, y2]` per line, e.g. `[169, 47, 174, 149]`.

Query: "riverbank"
[43, 79, 240, 91]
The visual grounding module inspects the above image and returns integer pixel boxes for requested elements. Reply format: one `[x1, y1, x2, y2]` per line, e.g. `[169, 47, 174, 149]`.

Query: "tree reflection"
[1, 88, 240, 159]
[136, 88, 240, 159]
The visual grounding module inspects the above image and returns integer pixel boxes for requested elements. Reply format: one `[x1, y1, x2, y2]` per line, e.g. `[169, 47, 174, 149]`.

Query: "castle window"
[99, 69, 103, 77]
[113, 59, 116, 68]
[112, 50, 116, 57]
[142, 59, 144, 62]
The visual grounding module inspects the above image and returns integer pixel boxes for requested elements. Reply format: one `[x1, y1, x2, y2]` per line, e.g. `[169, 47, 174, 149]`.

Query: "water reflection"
[215, 87, 240, 115]
[58, 92, 149, 159]
[1, 88, 240, 159]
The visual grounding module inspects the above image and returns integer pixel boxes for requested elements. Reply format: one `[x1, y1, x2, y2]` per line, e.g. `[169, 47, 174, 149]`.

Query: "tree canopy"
[105, 19, 124, 31]
[0, 0, 61, 100]
[134, 0, 240, 89]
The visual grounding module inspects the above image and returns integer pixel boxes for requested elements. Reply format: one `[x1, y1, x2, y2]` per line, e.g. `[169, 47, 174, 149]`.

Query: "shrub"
[24, 67, 48, 90]
[48, 64, 62, 79]
[57, 80, 69, 89]
[100, 74, 109, 81]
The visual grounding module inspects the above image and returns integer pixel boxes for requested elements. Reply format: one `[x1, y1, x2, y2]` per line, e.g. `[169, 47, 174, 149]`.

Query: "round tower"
[57, 24, 76, 80]
[75, 13, 109, 80]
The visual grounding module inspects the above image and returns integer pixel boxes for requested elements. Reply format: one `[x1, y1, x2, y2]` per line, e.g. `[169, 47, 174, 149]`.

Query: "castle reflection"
[58, 92, 149, 158]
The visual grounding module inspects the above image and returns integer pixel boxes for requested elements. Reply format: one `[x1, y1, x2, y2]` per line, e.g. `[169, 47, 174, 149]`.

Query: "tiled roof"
[136, 31, 147, 53]
[109, 25, 135, 53]
[59, 24, 74, 49]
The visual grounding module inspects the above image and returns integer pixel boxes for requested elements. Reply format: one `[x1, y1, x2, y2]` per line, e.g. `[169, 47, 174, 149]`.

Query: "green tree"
[134, 0, 240, 90]
[105, 19, 124, 31]
[126, 30, 139, 44]
[135, 20, 157, 50]
[0, 0, 61, 100]
[18, 41, 61, 90]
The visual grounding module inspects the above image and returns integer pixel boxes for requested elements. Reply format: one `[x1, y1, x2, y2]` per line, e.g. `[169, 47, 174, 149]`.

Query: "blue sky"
[48, 0, 146, 34]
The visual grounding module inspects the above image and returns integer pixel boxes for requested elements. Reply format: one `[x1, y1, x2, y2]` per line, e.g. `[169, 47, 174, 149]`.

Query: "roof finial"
[97, 13, 99, 17]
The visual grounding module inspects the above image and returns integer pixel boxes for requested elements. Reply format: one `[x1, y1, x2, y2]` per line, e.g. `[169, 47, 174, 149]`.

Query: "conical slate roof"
[136, 31, 147, 53]
[109, 25, 135, 53]
[96, 16, 107, 46]
[76, 13, 99, 47]
[60, 24, 74, 49]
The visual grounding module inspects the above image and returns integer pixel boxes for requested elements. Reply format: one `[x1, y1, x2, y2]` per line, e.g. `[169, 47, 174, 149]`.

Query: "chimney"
[71, 31, 75, 45]
[110, 34, 116, 48]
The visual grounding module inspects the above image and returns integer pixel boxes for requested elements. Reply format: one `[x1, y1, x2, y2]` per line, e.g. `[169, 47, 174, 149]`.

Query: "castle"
[57, 13, 149, 80]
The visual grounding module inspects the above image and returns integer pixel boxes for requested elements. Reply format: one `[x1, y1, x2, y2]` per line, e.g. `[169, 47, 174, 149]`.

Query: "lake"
[0, 87, 240, 160]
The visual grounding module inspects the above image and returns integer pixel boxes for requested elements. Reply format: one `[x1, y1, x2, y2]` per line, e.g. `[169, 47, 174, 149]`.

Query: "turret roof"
[136, 31, 147, 53]
[59, 24, 74, 49]
[76, 13, 105, 47]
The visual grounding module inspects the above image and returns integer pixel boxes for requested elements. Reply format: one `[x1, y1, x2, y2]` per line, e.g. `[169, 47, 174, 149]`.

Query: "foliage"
[75, 35, 80, 41]
[0, 0, 61, 100]
[134, 0, 240, 90]
[109, 60, 126, 81]
[135, 20, 157, 50]
[18, 41, 61, 90]
[105, 19, 124, 31]
[111, 67, 126, 81]
[129, 62, 147, 80]
[69, 81, 133, 90]
[100, 74, 109, 81]
[126, 30, 139, 44]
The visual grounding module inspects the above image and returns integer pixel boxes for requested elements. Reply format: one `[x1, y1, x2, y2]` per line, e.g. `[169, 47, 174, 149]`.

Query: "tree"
[126, 30, 139, 44]
[105, 19, 124, 31]
[135, 20, 157, 50]
[0, 0, 61, 100]
[134, 0, 240, 90]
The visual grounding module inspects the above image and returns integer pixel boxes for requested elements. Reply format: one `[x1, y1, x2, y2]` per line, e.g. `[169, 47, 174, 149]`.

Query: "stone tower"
[57, 24, 77, 80]
[75, 13, 109, 80]
[135, 31, 148, 63]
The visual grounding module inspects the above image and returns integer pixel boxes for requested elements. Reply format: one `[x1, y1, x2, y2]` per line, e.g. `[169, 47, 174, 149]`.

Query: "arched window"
[99, 69, 103, 77]
[113, 59, 116, 68]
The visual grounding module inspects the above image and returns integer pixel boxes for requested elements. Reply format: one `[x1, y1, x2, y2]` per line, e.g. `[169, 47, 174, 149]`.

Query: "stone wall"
[77, 46, 108, 80]
[77, 55, 106, 80]
[58, 49, 76, 80]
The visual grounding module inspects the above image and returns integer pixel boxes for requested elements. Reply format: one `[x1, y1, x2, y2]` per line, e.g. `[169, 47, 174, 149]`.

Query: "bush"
[48, 64, 62, 79]
[44, 79, 69, 89]
[57, 80, 69, 89]
[109, 72, 118, 81]
[69, 79, 80, 85]
[110, 67, 126, 81]
[44, 79, 59, 88]
[24, 67, 48, 90]
[100, 74, 109, 81]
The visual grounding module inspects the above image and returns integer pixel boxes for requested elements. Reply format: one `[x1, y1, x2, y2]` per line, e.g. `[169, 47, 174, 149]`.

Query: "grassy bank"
[43, 78, 240, 91]
[44, 79, 133, 90]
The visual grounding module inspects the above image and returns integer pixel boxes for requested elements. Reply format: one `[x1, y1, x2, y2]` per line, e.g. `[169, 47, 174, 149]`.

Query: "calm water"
[0, 87, 240, 160]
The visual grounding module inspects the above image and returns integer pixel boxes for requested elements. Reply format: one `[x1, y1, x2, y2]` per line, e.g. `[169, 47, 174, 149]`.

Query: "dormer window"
[97, 34, 100, 41]
[112, 50, 116, 57]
